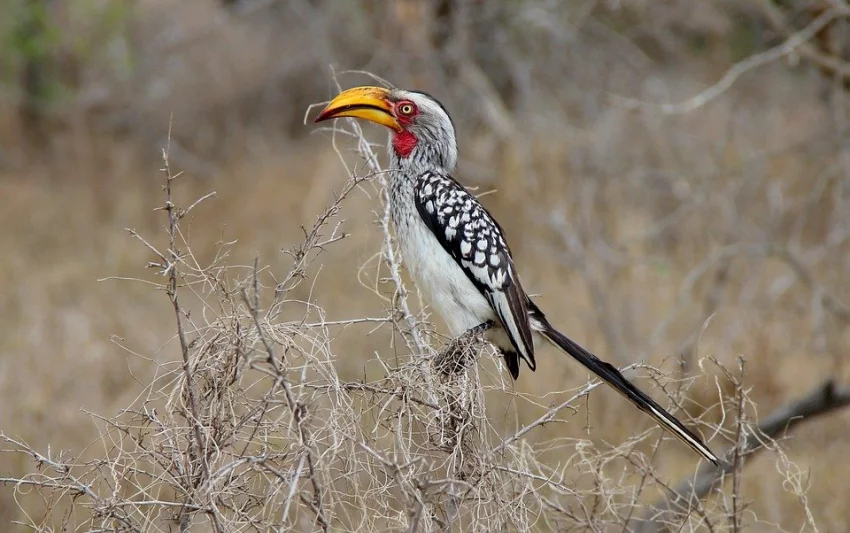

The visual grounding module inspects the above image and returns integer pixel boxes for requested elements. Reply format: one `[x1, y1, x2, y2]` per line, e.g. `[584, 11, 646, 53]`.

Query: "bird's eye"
[398, 103, 415, 116]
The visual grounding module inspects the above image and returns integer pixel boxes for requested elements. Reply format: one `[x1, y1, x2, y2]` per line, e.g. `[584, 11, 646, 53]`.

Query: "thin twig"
[612, 6, 850, 114]
[492, 370, 638, 454]
[242, 263, 329, 533]
[161, 125, 222, 533]
[633, 379, 850, 533]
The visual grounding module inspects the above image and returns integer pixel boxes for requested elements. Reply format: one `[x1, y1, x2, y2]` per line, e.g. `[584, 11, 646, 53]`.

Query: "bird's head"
[314, 86, 457, 171]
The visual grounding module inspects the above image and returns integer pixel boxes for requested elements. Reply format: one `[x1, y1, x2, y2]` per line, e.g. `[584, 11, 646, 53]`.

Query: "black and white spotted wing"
[413, 171, 535, 371]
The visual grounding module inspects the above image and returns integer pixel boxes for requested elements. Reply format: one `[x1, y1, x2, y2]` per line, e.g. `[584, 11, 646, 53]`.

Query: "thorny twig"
[160, 129, 223, 533]
[492, 368, 637, 455]
[243, 263, 329, 533]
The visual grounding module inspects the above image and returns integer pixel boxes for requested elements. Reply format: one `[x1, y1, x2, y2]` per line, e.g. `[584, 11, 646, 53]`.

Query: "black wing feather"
[412, 171, 535, 370]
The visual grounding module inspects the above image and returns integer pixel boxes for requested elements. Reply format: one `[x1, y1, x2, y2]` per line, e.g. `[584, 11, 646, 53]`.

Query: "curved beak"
[314, 86, 401, 132]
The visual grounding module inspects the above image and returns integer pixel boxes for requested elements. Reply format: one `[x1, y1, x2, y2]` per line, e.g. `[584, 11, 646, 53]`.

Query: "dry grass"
[1, 0, 850, 531]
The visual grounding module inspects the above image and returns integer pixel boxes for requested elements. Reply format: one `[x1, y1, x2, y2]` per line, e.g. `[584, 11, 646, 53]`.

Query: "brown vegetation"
[1, 1, 849, 531]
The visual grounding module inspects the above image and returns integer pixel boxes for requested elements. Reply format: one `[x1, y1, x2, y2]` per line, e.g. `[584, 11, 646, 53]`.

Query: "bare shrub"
[2, 97, 842, 531]
[3, 2, 850, 528]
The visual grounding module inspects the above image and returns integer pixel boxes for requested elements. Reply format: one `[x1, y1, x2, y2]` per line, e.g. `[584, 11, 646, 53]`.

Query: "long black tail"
[537, 321, 719, 465]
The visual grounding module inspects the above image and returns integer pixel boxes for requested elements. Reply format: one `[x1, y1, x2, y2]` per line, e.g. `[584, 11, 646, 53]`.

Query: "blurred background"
[1, 0, 849, 530]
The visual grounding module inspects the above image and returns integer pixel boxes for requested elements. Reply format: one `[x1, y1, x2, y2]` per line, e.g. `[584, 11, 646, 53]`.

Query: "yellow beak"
[314, 86, 401, 132]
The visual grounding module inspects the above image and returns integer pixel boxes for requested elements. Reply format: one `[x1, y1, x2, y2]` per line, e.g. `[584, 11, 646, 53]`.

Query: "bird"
[314, 85, 719, 466]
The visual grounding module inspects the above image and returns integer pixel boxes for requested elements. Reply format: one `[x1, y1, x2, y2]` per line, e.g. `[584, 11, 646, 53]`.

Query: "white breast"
[396, 214, 495, 336]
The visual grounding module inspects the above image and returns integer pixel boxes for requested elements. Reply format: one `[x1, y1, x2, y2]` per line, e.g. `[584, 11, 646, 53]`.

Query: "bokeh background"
[1, 0, 849, 530]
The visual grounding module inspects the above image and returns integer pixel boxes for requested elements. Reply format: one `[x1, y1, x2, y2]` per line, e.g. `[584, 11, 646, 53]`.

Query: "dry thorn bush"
[0, 105, 843, 532]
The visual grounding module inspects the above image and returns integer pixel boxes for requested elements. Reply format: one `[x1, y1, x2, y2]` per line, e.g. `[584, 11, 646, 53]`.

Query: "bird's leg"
[433, 320, 494, 376]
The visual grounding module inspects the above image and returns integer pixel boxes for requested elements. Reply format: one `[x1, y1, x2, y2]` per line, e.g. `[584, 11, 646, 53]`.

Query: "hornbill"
[314, 86, 719, 465]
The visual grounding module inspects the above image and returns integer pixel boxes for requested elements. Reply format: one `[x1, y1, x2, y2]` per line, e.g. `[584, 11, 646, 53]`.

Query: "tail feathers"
[540, 324, 719, 466]
[503, 351, 521, 380]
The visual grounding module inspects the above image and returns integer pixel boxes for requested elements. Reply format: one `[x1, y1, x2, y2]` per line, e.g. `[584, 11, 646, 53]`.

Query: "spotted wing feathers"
[413, 171, 535, 371]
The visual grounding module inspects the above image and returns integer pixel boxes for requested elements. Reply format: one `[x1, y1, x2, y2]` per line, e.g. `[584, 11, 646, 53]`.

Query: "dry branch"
[5, 2, 850, 531]
[613, 5, 850, 113]
[633, 379, 850, 533]
[752, 0, 850, 81]
[161, 132, 222, 532]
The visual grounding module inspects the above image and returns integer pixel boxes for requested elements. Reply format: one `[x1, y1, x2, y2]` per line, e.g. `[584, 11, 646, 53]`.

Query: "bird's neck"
[386, 131, 456, 225]
[387, 144, 445, 222]
[389, 149, 446, 182]
[388, 134, 454, 176]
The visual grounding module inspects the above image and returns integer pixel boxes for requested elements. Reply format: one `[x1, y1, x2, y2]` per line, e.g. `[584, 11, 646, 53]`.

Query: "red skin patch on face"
[391, 101, 419, 158]
[392, 130, 417, 158]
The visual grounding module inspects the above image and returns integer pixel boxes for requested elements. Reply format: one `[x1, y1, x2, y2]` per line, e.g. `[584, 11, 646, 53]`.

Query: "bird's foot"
[433, 321, 494, 376]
